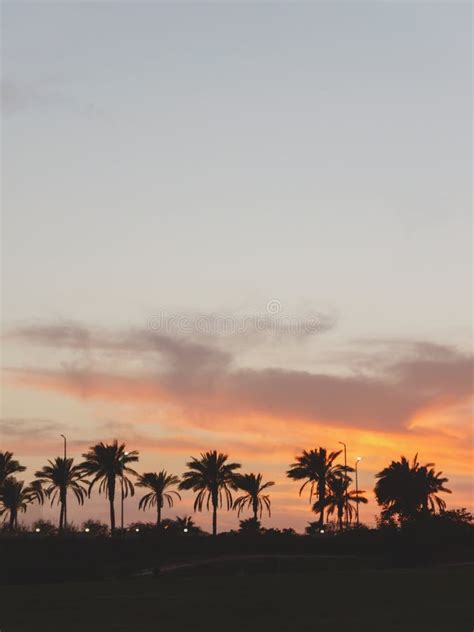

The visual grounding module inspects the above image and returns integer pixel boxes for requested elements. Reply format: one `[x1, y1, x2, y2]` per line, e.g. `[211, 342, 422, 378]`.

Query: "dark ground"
[1, 566, 472, 632]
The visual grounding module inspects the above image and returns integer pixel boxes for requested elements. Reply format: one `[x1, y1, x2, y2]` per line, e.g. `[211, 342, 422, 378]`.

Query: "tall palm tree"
[0, 452, 26, 485]
[313, 475, 367, 531]
[375, 455, 451, 522]
[35, 457, 88, 531]
[0, 477, 44, 530]
[233, 473, 275, 521]
[287, 447, 344, 527]
[179, 451, 241, 536]
[80, 441, 139, 532]
[136, 471, 181, 525]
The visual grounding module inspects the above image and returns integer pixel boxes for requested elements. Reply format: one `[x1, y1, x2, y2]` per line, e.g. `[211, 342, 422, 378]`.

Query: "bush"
[81, 519, 109, 536]
[239, 518, 262, 534]
[31, 520, 57, 536]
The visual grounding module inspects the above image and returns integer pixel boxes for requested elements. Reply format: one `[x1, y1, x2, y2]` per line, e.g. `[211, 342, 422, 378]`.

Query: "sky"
[1, 1, 472, 532]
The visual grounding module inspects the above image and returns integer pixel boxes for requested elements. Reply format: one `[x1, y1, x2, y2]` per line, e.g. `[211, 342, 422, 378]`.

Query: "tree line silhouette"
[0, 443, 452, 535]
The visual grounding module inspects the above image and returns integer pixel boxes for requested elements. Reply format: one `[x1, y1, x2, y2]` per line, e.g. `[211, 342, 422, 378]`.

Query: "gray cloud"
[0, 418, 63, 439]
[4, 323, 473, 434]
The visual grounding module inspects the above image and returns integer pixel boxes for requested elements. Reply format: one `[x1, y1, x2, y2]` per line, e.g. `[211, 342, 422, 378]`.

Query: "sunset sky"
[1, 2, 472, 532]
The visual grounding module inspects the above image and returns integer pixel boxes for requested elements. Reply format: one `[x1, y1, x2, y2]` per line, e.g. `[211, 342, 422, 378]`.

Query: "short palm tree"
[136, 471, 181, 525]
[0, 452, 26, 485]
[35, 457, 88, 531]
[375, 455, 451, 522]
[313, 475, 367, 531]
[174, 515, 200, 534]
[233, 473, 275, 521]
[179, 451, 241, 536]
[287, 447, 344, 527]
[80, 441, 139, 532]
[0, 477, 44, 530]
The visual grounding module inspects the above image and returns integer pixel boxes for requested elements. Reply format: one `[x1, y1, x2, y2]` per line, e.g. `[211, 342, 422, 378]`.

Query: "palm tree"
[313, 475, 367, 531]
[0, 452, 26, 485]
[80, 441, 139, 532]
[0, 477, 44, 530]
[136, 471, 181, 525]
[287, 447, 344, 527]
[179, 451, 241, 536]
[375, 455, 451, 522]
[35, 457, 88, 531]
[174, 515, 201, 534]
[233, 473, 275, 521]
[419, 464, 451, 514]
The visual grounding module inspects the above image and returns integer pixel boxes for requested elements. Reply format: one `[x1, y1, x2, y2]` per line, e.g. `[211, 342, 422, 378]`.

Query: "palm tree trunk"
[212, 502, 217, 536]
[338, 505, 343, 531]
[157, 502, 162, 526]
[253, 498, 258, 522]
[59, 488, 67, 532]
[318, 480, 325, 527]
[109, 498, 116, 532]
[9, 509, 16, 531]
[108, 478, 116, 532]
[59, 501, 64, 532]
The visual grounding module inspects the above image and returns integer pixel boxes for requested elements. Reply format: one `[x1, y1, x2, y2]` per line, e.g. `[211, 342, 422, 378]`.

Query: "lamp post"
[120, 451, 129, 533]
[60, 434, 67, 459]
[355, 457, 362, 526]
[60, 434, 67, 530]
[338, 441, 348, 529]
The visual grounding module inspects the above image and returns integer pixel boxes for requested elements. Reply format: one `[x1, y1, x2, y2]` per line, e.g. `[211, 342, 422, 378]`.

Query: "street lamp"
[35, 528, 41, 533]
[355, 457, 362, 526]
[60, 434, 67, 530]
[338, 441, 348, 528]
[84, 528, 90, 533]
[60, 434, 67, 459]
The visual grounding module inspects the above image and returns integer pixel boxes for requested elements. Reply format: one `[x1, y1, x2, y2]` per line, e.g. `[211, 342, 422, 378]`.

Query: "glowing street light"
[135, 528, 140, 533]
[183, 528, 189, 533]
[35, 528, 41, 533]
[84, 528, 90, 533]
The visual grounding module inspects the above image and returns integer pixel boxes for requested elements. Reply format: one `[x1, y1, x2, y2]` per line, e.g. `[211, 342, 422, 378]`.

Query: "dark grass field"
[1, 567, 472, 632]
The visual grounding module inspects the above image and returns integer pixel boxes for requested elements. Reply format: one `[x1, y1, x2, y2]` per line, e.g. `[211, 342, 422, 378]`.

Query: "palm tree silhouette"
[179, 451, 241, 536]
[375, 454, 451, 522]
[313, 474, 367, 530]
[35, 457, 88, 532]
[0, 477, 44, 530]
[80, 441, 139, 532]
[174, 515, 200, 534]
[418, 463, 452, 513]
[233, 473, 275, 521]
[287, 447, 344, 527]
[136, 471, 181, 525]
[0, 452, 26, 485]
